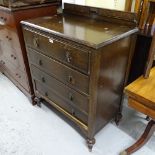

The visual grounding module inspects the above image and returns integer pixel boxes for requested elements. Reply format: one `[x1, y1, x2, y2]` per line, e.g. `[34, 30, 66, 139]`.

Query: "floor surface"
[0, 73, 155, 155]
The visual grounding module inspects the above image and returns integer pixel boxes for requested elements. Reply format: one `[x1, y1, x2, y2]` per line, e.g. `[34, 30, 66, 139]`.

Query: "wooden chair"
[144, 32, 155, 78]
[120, 28, 155, 155]
[125, 0, 145, 27]
[125, 0, 155, 31]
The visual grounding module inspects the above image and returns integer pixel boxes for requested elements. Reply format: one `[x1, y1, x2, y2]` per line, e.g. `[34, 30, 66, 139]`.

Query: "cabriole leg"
[120, 120, 155, 155]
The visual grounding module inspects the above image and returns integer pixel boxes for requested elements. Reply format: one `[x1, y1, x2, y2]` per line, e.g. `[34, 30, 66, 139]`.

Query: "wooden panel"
[27, 48, 89, 95]
[0, 3, 58, 102]
[128, 34, 152, 83]
[63, 3, 137, 26]
[23, 29, 89, 74]
[95, 36, 132, 132]
[34, 79, 88, 125]
[31, 65, 89, 114]
[128, 97, 155, 119]
[0, 0, 58, 8]
[0, 58, 29, 92]
[0, 27, 25, 70]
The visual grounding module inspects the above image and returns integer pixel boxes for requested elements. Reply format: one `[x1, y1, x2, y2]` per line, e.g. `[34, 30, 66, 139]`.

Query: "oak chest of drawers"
[0, 2, 59, 101]
[22, 3, 138, 150]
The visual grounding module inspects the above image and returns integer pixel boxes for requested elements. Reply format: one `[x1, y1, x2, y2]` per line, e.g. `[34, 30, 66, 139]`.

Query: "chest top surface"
[21, 3, 138, 49]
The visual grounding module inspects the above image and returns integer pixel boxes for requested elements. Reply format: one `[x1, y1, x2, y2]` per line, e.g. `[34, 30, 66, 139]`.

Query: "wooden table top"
[125, 67, 155, 106]
[21, 13, 138, 49]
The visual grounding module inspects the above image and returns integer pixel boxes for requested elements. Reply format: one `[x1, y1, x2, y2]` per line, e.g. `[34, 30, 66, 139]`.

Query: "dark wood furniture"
[0, 2, 59, 102]
[144, 32, 155, 77]
[21, 3, 138, 151]
[128, 0, 155, 83]
[125, 0, 144, 27]
[128, 33, 152, 83]
[121, 31, 155, 155]
[0, 0, 58, 8]
[121, 67, 155, 155]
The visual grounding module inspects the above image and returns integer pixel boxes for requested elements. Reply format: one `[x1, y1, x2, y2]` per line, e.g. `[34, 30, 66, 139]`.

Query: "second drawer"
[28, 48, 89, 95]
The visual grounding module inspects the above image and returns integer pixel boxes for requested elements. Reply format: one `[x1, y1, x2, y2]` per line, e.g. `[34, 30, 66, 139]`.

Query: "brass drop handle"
[66, 51, 72, 63]
[69, 92, 74, 101]
[41, 77, 45, 83]
[68, 75, 75, 85]
[33, 37, 39, 47]
[39, 60, 43, 66]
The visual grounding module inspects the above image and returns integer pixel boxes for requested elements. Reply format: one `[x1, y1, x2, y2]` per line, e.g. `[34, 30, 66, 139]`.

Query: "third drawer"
[31, 64, 89, 115]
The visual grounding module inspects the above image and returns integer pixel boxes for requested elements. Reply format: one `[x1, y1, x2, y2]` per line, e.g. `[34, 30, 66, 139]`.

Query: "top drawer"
[0, 10, 14, 27]
[23, 29, 89, 74]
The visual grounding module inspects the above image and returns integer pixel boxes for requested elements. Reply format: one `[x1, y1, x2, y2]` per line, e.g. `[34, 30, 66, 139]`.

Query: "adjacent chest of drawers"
[22, 3, 138, 150]
[0, 3, 58, 101]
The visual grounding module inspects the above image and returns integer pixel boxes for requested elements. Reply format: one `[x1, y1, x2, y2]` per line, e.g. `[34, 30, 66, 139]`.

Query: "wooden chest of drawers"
[0, 3, 58, 101]
[22, 3, 138, 150]
[0, 0, 58, 8]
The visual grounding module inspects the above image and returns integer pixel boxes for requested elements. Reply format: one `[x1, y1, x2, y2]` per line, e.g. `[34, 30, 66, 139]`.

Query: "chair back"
[144, 31, 155, 78]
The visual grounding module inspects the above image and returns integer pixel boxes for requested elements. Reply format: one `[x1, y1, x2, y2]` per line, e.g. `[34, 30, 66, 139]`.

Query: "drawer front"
[34, 79, 88, 125]
[31, 65, 89, 114]
[0, 58, 30, 92]
[23, 29, 89, 74]
[0, 10, 14, 27]
[0, 28, 25, 71]
[28, 49, 89, 95]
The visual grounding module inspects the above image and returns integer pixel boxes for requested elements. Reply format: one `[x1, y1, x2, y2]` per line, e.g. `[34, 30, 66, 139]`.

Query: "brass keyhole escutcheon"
[39, 60, 43, 66]
[41, 77, 45, 83]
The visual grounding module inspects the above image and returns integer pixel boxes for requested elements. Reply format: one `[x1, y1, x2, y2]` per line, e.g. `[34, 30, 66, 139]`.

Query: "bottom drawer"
[0, 59, 30, 92]
[34, 80, 88, 125]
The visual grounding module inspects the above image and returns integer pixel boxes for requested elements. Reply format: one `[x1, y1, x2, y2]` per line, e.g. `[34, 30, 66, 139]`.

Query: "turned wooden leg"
[86, 138, 96, 152]
[33, 97, 42, 107]
[120, 120, 155, 155]
[115, 112, 123, 126]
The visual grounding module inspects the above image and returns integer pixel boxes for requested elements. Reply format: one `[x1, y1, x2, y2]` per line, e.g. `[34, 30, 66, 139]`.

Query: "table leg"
[120, 120, 155, 155]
